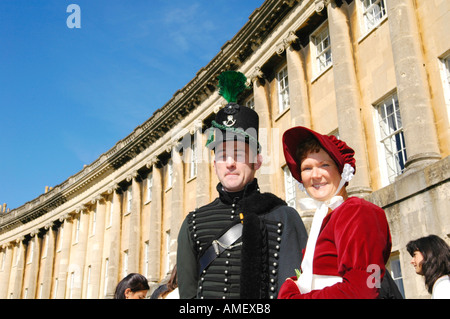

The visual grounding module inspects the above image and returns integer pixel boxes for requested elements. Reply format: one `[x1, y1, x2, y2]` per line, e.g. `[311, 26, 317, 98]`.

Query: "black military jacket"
[177, 179, 307, 299]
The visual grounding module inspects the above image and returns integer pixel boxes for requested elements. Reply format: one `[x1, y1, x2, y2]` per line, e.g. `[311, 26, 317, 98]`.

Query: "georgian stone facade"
[0, 0, 449, 299]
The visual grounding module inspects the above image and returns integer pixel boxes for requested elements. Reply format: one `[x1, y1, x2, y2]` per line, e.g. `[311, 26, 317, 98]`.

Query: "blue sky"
[0, 0, 264, 210]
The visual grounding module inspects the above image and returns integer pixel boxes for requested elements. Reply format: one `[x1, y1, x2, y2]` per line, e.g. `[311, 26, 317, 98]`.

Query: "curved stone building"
[0, 0, 449, 299]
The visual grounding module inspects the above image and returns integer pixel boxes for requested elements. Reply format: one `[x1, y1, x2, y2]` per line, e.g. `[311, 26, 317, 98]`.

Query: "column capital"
[126, 171, 139, 182]
[90, 195, 105, 205]
[15, 236, 25, 244]
[276, 31, 299, 55]
[106, 183, 120, 194]
[315, 0, 332, 13]
[189, 119, 203, 135]
[74, 205, 86, 215]
[146, 157, 160, 169]
[249, 66, 264, 83]
[44, 222, 54, 230]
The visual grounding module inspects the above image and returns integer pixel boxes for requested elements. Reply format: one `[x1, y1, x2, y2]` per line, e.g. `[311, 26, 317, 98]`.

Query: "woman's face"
[410, 251, 424, 275]
[300, 148, 343, 202]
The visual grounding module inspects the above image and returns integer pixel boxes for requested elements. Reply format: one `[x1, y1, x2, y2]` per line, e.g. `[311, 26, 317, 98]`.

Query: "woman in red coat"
[278, 126, 392, 299]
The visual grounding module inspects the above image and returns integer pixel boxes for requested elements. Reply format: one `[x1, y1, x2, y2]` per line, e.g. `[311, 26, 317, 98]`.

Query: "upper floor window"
[127, 185, 132, 213]
[439, 54, 450, 115]
[189, 140, 197, 179]
[146, 172, 153, 202]
[311, 22, 332, 76]
[361, 0, 387, 32]
[277, 66, 290, 113]
[167, 159, 173, 189]
[375, 93, 407, 184]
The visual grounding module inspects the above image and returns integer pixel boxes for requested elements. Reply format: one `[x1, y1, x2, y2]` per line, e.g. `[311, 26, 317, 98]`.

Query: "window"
[90, 207, 96, 236]
[167, 159, 173, 189]
[103, 258, 109, 297]
[69, 272, 75, 299]
[42, 232, 49, 259]
[361, 0, 387, 32]
[39, 283, 43, 299]
[277, 66, 290, 113]
[53, 278, 59, 298]
[375, 93, 407, 184]
[108, 195, 114, 228]
[123, 250, 129, 278]
[1, 250, 5, 271]
[439, 54, 450, 123]
[283, 166, 297, 209]
[57, 225, 64, 252]
[74, 216, 80, 244]
[386, 254, 405, 298]
[189, 140, 197, 179]
[127, 185, 132, 213]
[146, 172, 153, 202]
[311, 22, 332, 76]
[165, 231, 171, 274]
[443, 55, 450, 94]
[144, 241, 150, 278]
[86, 265, 92, 297]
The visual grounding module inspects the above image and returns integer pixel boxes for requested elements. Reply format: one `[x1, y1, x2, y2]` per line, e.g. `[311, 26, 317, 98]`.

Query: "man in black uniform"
[176, 71, 307, 299]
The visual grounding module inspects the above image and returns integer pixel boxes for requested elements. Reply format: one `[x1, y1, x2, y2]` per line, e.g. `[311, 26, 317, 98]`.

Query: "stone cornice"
[0, 0, 299, 234]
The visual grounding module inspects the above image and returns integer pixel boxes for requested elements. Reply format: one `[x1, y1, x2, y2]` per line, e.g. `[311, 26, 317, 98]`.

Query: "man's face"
[214, 140, 262, 193]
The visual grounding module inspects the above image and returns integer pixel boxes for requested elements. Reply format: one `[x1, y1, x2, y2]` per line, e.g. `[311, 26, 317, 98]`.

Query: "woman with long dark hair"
[407, 235, 450, 299]
[114, 273, 150, 299]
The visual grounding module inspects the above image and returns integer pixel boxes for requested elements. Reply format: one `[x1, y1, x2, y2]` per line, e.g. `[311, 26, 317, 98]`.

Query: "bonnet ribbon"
[296, 164, 354, 294]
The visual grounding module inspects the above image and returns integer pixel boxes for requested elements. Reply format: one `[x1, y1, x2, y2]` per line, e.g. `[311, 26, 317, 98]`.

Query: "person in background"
[278, 126, 392, 299]
[407, 234, 450, 299]
[114, 273, 149, 299]
[150, 265, 179, 299]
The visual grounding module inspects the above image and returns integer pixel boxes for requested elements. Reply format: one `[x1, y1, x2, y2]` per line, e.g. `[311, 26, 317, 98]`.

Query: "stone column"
[148, 160, 162, 282]
[385, 0, 441, 171]
[324, 0, 372, 197]
[24, 231, 41, 298]
[0, 243, 13, 298]
[10, 237, 25, 298]
[39, 223, 56, 299]
[89, 195, 107, 298]
[127, 172, 142, 274]
[280, 31, 312, 128]
[250, 66, 275, 192]
[67, 209, 87, 299]
[105, 186, 122, 298]
[194, 122, 211, 208]
[55, 214, 74, 298]
[170, 144, 184, 270]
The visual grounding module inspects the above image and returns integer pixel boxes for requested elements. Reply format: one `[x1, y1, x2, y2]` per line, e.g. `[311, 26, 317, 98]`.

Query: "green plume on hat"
[217, 70, 248, 103]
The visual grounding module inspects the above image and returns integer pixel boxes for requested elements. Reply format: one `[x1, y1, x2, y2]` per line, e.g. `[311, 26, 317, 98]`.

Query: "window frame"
[310, 21, 332, 78]
[374, 93, 407, 185]
[277, 65, 290, 113]
[360, 0, 388, 34]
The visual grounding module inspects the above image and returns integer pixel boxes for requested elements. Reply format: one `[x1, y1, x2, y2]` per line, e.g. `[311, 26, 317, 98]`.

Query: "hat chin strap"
[295, 163, 354, 294]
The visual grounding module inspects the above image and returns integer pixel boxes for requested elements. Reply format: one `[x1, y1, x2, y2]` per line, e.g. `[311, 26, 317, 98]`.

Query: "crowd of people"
[115, 71, 449, 300]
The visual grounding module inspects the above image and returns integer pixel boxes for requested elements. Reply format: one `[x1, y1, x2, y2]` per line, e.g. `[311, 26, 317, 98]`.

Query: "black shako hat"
[206, 71, 261, 153]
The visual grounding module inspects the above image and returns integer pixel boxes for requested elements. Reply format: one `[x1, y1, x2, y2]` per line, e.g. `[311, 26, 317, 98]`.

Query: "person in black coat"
[176, 71, 308, 299]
